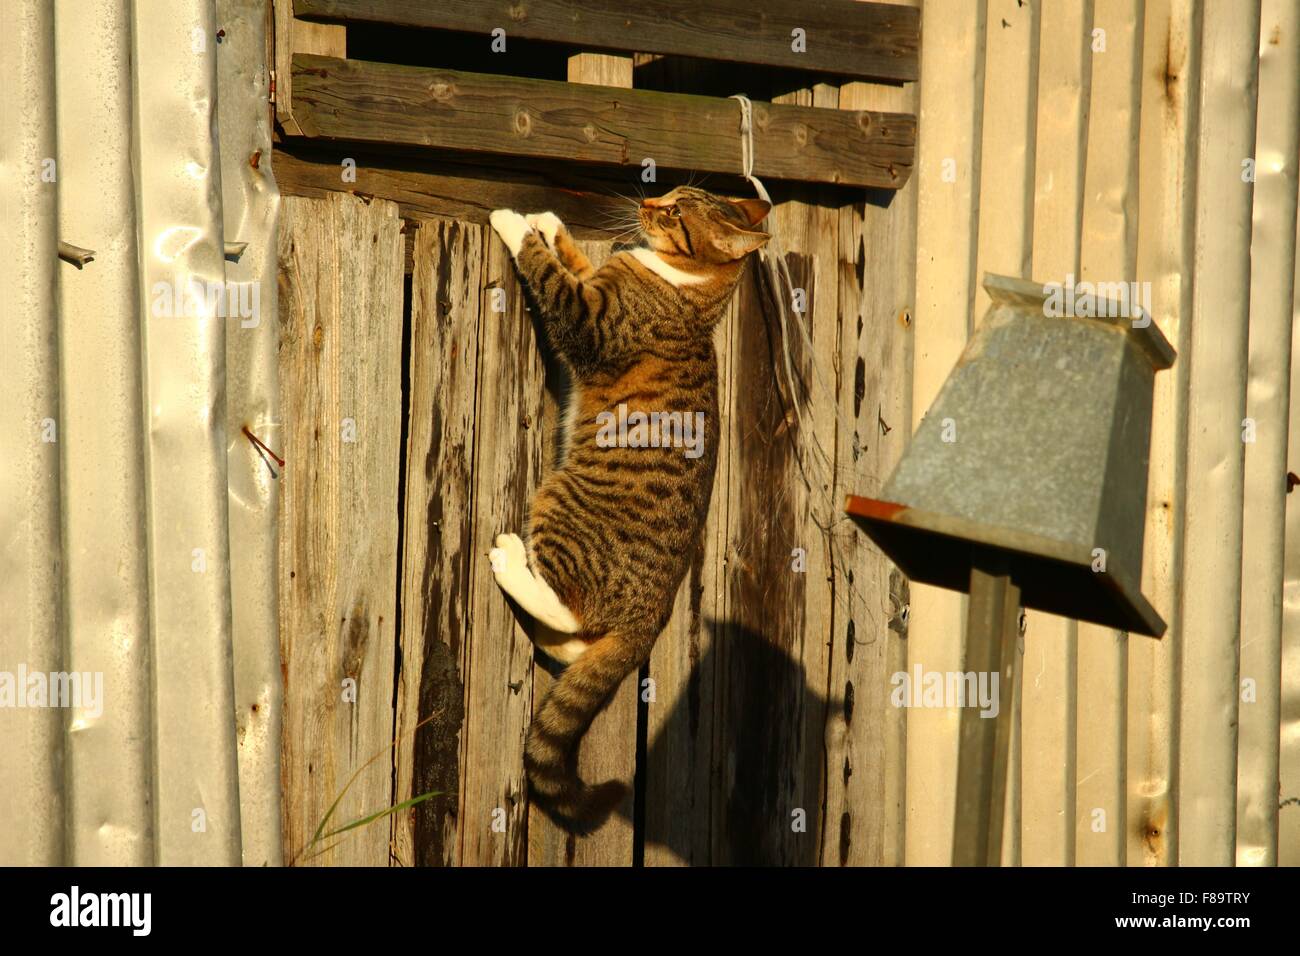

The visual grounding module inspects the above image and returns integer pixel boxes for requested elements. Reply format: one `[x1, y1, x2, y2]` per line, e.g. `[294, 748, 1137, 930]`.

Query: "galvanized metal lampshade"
[848, 273, 1175, 637]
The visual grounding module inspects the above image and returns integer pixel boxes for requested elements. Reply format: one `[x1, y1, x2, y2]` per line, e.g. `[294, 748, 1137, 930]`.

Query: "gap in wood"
[317, 21, 889, 103]
[387, 268, 415, 865]
[345, 22, 572, 79]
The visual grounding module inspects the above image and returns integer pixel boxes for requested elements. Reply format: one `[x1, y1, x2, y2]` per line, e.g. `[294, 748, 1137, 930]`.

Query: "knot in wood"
[582, 124, 599, 143]
[514, 109, 532, 137]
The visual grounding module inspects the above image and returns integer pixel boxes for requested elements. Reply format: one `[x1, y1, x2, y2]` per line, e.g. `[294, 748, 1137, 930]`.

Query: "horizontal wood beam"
[294, 0, 919, 83]
[289, 55, 915, 189]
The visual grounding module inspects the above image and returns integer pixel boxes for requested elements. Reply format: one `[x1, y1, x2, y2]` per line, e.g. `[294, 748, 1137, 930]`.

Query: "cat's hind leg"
[490, 532, 581, 634]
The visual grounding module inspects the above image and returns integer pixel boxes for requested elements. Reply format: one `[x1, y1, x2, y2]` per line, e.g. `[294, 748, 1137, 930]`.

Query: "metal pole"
[952, 554, 1021, 865]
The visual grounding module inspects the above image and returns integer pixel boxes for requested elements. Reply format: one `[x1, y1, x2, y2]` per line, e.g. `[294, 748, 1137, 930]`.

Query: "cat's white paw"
[489, 209, 531, 257]
[525, 212, 563, 249]
[492, 532, 528, 569]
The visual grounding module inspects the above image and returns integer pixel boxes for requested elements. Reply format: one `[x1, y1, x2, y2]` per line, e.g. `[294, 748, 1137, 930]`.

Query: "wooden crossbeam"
[290, 54, 915, 190]
[294, 0, 919, 83]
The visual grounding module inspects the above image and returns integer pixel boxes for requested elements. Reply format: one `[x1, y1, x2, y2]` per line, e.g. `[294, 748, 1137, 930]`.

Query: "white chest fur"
[630, 247, 707, 287]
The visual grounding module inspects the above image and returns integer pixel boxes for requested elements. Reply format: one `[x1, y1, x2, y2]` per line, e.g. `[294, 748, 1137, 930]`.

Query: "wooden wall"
[275, 150, 915, 865]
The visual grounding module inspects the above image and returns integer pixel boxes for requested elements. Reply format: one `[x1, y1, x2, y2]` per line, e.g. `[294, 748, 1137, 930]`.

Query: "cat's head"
[637, 187, 771, 265]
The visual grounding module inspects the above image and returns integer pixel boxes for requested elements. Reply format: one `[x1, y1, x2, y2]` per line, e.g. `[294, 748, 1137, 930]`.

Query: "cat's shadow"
[619, 618, 841, 866]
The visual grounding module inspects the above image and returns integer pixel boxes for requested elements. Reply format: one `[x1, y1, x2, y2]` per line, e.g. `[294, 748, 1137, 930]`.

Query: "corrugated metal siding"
[0, 0, 65, 867]
[911, 0, 1300, 865]
[0, 0, 280, 865]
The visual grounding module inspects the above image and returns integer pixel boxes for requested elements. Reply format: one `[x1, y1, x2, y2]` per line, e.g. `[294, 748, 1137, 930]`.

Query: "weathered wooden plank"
[459, 220, 549, 866]
[567, 52, 633, 89]
[278, 193, 404, 866]
[273, 0, 346, 136]
[272, 147, 637, 242]
[294, 0, 919, 83]
[527, 233, 638, 867]
[756, 82, 841, 868]
[823, 0, 917, 866]
[391, 219, 484, 866]
[711, 245, 830, 865]
[289, 54, 916, 190]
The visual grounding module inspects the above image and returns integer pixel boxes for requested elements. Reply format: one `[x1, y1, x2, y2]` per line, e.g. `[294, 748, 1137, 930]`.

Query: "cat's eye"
[669, 206, 681, 217]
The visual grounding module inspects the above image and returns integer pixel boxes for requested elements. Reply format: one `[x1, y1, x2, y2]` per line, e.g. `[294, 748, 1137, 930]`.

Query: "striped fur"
[492, 187, 770, 832]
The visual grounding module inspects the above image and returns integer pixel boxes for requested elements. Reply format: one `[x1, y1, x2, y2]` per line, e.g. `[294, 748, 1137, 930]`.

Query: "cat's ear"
[711, 222, 771, 260]
[728, 197, 771, 227]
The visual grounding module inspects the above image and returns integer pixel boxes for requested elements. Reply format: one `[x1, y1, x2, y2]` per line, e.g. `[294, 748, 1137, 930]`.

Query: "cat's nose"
[642, 196, 672, 208]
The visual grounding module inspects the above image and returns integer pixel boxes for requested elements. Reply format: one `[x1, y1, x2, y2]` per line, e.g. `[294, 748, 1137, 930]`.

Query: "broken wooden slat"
[391, 219, 484, 866]
[278, 193, 404, 866]
[293, 0, 919, 83]
[289, 54, 916, 190]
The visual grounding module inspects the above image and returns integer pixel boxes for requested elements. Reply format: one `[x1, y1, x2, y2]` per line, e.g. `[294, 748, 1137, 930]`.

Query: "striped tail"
[524, 633, 646, 834]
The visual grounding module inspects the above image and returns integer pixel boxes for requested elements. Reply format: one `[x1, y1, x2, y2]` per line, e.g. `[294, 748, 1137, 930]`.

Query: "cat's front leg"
[491, 208, 630, 367]
[526, 212, 596, 280]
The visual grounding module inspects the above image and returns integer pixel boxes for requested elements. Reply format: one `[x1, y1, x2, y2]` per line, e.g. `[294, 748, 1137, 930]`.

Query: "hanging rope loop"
[727, 92, 865, 614]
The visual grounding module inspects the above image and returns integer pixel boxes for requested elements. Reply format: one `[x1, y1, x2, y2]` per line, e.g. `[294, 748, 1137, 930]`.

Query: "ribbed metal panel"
[909, 0, 1296, 866]
[0, 0, 65, 867]
[0, 0, 279, 865]
[53, 0, 156, 866]
[1179, 0, 1262, 867]
[908, 0, 987, 866]
[216, 0, 284, 869]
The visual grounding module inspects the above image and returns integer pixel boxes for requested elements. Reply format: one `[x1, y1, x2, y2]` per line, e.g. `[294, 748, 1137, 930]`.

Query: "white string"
[729, 94, 867, 613]
[729, 95, 842, 498]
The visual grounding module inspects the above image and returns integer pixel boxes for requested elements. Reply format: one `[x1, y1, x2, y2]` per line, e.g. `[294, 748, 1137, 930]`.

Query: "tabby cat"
[487, 186, 770, 833]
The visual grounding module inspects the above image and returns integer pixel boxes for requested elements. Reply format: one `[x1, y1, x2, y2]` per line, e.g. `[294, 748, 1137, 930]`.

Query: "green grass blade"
[319, 790, 441, 841]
